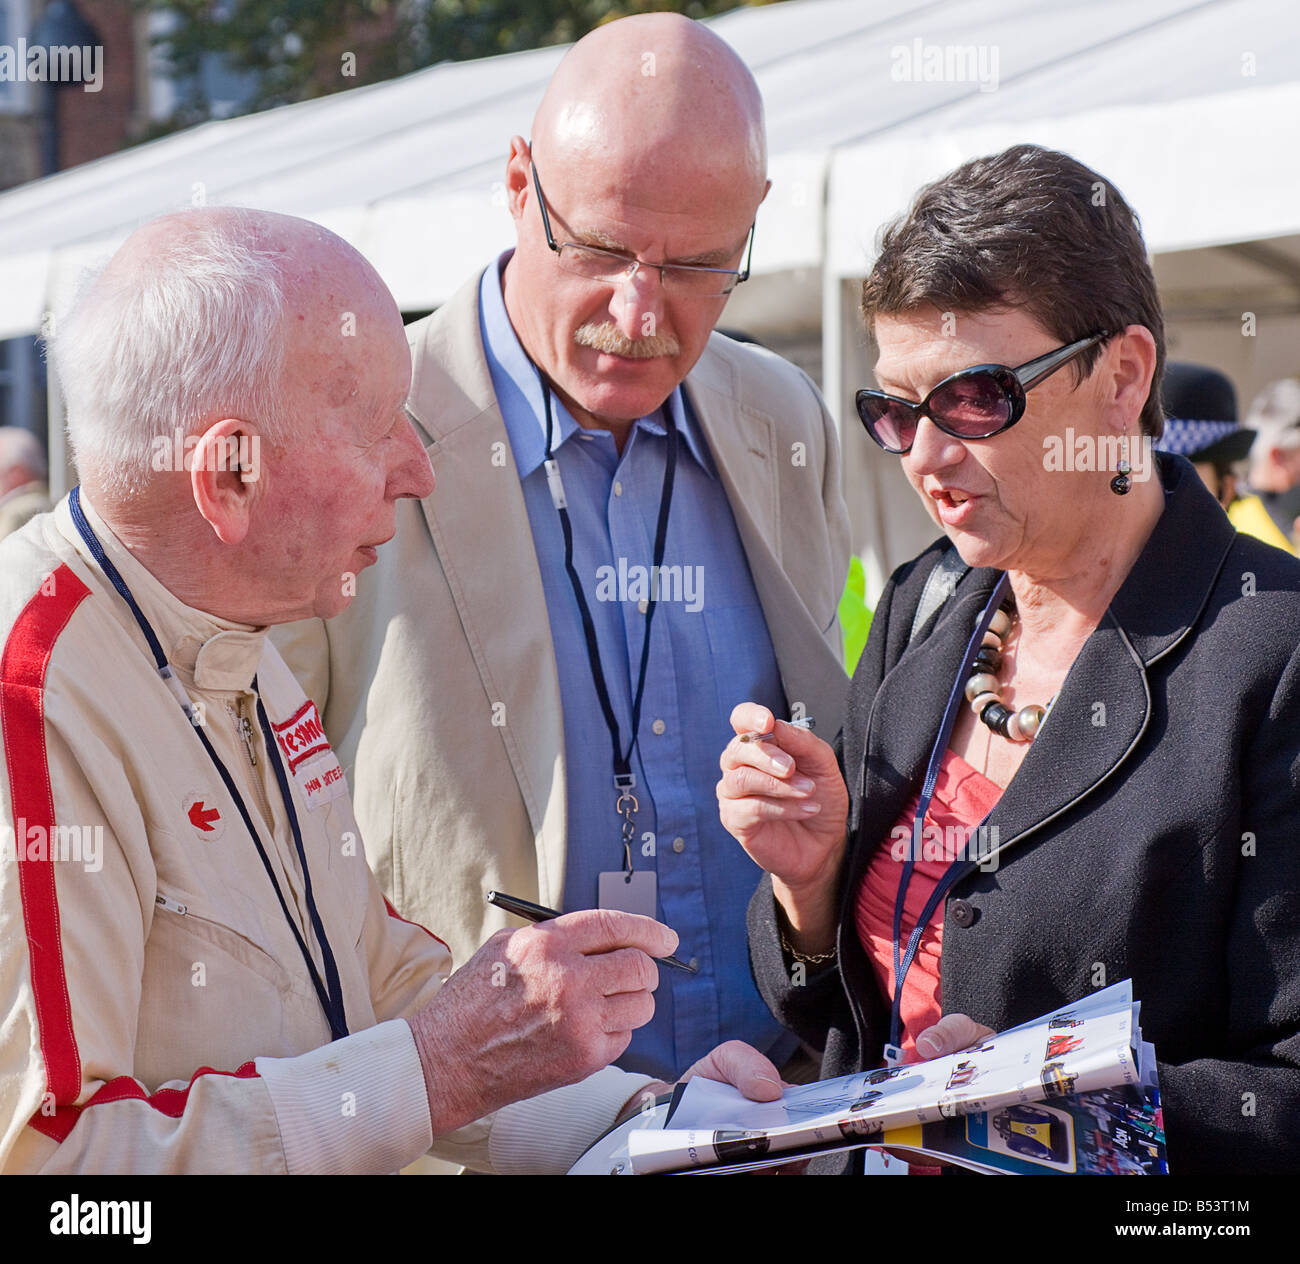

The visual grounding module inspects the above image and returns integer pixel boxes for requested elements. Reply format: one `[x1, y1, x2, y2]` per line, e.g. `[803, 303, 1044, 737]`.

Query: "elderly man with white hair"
[0, 205, 779, 1174]
[0, 426, 53, 540]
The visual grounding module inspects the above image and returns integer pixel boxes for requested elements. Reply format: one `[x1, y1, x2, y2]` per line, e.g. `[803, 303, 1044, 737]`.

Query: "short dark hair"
[860, 144, 1165, 438]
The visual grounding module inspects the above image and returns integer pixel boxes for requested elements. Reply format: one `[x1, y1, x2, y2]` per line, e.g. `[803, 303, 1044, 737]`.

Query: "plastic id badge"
[597, 870, 658, 918]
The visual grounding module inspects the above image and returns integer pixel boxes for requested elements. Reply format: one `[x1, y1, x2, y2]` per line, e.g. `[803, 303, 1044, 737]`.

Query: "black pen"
[487, 890, 698, 974]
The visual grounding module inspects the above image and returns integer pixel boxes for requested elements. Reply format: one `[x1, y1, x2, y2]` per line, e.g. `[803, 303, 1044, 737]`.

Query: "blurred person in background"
[1154, 361, 1252, 512]
[1233, 377, 1300, 554]
[0, 426, 53, 539]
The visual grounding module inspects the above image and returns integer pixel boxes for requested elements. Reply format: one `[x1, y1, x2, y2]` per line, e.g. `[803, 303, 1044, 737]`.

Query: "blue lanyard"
[538, 377, 678, 872]
[69, 487, 350, 1044]
[884, 572, 1009, 1064]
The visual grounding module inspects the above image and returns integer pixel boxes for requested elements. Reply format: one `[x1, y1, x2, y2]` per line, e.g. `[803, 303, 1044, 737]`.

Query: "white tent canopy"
[3, 0, 1299, 590]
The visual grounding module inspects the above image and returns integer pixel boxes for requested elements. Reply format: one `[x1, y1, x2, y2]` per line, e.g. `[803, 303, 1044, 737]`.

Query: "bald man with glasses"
[274, 13, 851, 1089]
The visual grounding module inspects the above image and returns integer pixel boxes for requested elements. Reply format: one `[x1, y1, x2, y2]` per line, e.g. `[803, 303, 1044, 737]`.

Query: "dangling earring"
[1111, 433, 1132, 496]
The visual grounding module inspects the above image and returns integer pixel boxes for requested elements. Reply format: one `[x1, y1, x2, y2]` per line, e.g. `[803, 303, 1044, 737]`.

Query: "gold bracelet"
[779, 923, 836, 965]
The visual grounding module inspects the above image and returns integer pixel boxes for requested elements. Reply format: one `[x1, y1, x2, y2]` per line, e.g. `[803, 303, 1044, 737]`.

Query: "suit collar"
[404, 274, 569, 901]
[686, 339, 849, 726]
[1109, 452, 1236, 664]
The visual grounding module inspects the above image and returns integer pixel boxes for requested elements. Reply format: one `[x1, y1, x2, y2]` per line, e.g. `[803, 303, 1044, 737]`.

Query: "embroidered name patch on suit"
[271, 701, 348, 810]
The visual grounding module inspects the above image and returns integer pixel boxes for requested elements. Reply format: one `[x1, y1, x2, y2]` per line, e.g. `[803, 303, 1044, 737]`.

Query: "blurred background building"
[3, 0, 1299, 596]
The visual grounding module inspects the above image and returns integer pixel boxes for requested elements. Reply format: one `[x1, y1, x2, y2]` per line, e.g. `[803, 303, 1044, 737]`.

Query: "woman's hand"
[914, 1014, 996, 1059]
[717, 703, 850, 953]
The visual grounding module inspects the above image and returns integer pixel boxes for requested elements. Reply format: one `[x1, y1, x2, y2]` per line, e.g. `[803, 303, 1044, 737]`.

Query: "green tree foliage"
[139, 0, 769, 135]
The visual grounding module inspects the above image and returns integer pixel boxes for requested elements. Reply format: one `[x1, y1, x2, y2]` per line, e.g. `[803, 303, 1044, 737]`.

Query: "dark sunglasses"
[855, 332, 1112, 454]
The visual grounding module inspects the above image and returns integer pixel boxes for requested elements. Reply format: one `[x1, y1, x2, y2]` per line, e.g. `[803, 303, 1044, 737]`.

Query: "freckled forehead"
[319, 366, 360, 408]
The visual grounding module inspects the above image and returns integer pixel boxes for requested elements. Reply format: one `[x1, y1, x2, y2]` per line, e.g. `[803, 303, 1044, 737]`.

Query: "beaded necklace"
[964, 594, 1049, 743]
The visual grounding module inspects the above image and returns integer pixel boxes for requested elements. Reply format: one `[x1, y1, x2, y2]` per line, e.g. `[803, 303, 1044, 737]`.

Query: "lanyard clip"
[614, 773, 638, 875]
[882, 1043, 904, 1067]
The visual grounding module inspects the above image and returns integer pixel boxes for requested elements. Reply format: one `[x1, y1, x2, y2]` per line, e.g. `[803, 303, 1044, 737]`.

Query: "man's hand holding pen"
[407, 908, 678, 1138]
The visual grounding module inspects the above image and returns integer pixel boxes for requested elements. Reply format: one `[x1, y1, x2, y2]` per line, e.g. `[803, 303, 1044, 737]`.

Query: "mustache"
[574, 322, 680, 358]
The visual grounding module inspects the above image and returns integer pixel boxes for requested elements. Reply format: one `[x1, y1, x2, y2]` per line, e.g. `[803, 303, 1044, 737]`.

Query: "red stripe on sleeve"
[1, 564, 92, 1106]
[383, 895, 451, 954]
[28, 1062, 261, 1143]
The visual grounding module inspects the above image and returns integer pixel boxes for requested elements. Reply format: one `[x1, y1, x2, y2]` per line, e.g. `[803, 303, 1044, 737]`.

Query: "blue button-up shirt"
[479, 255, 795, 1078]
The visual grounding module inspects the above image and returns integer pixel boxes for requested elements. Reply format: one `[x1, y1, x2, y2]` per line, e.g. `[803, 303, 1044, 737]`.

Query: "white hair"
[48, 208, 291, 499]
[1246, 377, 1300, 486]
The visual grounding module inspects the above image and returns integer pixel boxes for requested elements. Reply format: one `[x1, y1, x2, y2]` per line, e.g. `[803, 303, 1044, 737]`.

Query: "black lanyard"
[884, 572, 1010, 1064]
[69, 487, 350, 1043]
[539, 377, 678, 871]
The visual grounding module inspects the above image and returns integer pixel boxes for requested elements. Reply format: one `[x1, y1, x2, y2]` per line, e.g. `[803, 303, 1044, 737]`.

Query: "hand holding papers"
[616, 981, 1168, 1174]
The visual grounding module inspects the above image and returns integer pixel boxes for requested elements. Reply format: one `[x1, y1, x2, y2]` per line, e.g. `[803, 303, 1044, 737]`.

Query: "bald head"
[51, 205, 431, 623]
[0, 427, 47, 497]
[501, 15, 768, 437]
[532, 13, 765, 202]
[54, 206, 401, 506]
[102, 206, 384, 315]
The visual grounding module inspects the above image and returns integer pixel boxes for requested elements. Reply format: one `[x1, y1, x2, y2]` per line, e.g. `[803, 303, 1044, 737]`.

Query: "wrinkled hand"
[408, 909, 677, 1137]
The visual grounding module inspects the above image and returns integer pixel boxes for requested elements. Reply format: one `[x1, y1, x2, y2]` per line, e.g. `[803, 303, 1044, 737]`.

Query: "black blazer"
[750, 455, 1300, 1174]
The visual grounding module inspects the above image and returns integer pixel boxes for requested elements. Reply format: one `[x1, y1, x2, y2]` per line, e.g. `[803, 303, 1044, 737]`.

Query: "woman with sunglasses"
[718, 145, 1300, 1175]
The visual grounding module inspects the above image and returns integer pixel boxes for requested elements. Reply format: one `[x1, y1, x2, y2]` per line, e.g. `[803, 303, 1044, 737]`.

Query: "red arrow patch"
[188, 801, 220, 832]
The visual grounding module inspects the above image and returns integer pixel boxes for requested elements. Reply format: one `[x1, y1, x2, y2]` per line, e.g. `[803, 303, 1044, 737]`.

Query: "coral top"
[854, 749, 1002, 1062]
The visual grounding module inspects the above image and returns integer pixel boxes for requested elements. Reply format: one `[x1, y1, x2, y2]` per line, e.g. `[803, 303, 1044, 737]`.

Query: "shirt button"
[651, 719, 666, 735]
[614, 480, 624, 496]
[637, 598, 649, 614]
[672, 837, 685, 853]
[688, 957, 699, 971]
[949, 899, 976, 928]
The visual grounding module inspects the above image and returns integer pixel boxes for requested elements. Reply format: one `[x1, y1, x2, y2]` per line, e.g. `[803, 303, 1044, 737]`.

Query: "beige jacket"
[272, 271, 852, 973]
[0, 498, 644, 1174]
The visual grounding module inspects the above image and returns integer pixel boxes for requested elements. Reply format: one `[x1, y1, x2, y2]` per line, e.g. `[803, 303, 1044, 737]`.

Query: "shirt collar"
[57, 493, 266, 694]
[478, 251, 715, 477]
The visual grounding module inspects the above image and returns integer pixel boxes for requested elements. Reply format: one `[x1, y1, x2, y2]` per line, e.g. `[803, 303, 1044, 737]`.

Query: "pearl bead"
[1016, 705, 1045, 739]
[988, 608, 1013, 639]
[965, 672, 1001, 703]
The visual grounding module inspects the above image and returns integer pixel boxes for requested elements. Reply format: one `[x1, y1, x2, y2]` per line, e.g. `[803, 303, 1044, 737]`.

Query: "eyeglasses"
[855, 332, 1113, 454]
[530, 163, 754, 298]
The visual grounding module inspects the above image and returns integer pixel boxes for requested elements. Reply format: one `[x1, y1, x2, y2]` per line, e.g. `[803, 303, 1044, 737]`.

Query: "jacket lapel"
[404, 275, 568, 904]
[864, 456, 1236, 869]
[686, 345, 847, 727]
[987, 457, 1235, 862]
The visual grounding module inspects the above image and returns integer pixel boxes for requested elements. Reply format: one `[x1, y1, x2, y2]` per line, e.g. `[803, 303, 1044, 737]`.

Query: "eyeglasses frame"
[529, 162, 755, 297]
[855, 331, 1114, 455]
